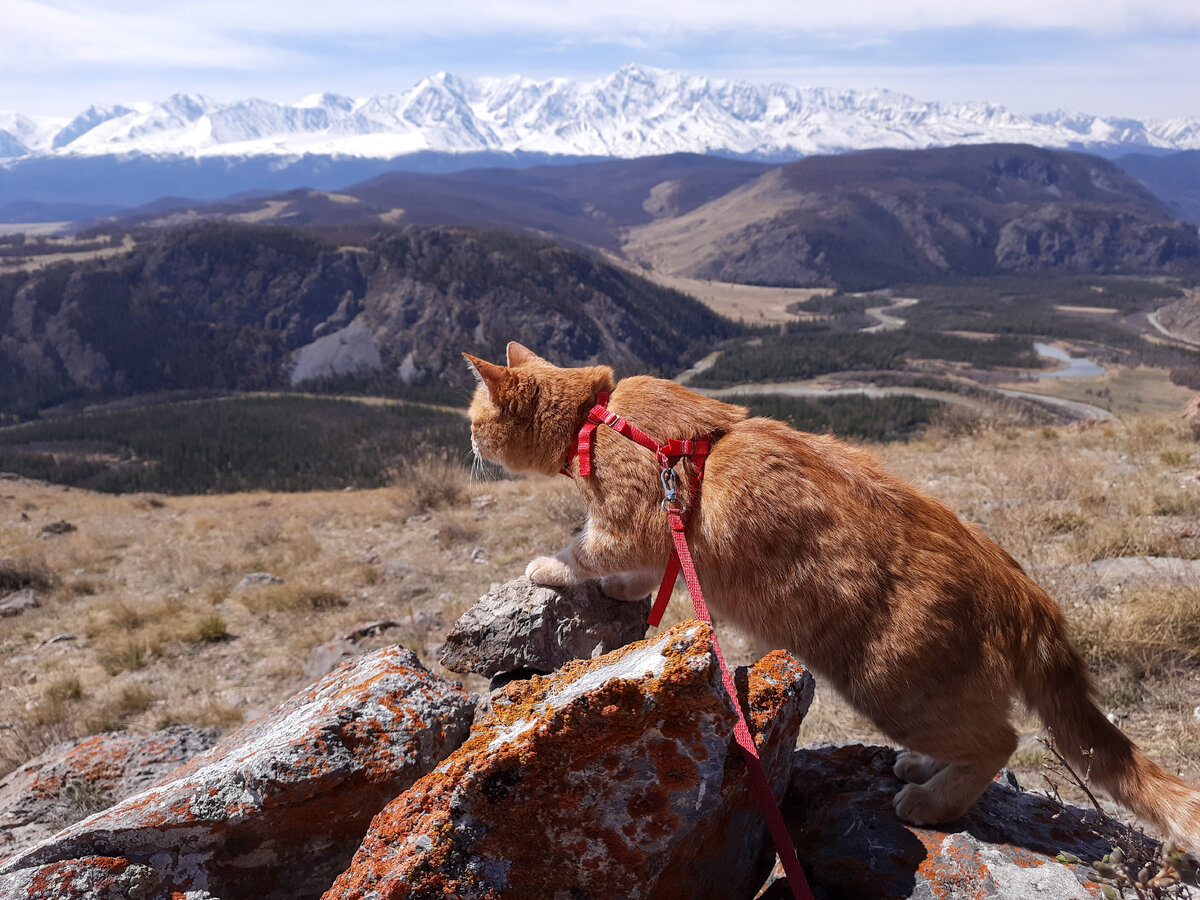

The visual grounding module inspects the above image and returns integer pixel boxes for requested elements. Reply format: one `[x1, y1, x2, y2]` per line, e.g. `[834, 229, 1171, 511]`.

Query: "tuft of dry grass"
[1070, 584, 1200, 673]
[158, 698, 244, 732]
[44, 676, 83, 703]
[97, 639, 150, 676]
[0, 554, 54, 592]
[239, 581, 345, 615]
[392, 452, 470, 518]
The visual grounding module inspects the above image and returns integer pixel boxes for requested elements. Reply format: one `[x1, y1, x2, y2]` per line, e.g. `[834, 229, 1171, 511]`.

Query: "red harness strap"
[567, 396, 814, 900]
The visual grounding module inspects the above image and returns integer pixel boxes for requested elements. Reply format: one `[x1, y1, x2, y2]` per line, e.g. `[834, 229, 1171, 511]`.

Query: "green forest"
[0, 395, 468, 494]
[737, 393, 947, 441]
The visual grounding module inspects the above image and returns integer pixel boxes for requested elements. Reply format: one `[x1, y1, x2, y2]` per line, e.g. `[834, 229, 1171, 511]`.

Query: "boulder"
[326, 620, 814, 900]
[439, 575, 651, 679]
[0, 855, 216, 900]
[0, 726, 217, 864]
[0, 646, 477, 900]
[762, 743, 1159, 899]
[0, 589, 39, 618]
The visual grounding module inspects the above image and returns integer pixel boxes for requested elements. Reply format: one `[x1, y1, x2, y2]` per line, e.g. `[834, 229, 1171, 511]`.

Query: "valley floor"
[2, 413, 1199, 822]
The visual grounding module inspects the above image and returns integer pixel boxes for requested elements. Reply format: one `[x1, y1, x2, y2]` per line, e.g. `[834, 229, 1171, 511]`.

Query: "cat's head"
[463, 342, 614, 475]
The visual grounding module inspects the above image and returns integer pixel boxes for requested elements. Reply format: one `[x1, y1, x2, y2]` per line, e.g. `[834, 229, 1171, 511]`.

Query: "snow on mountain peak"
[3, 67, 1198, 162]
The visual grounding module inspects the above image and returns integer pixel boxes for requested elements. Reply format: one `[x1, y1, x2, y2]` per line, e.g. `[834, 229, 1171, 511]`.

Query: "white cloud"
[2, 0, 290, 70]
[6, 0, 1199, 70]
[1, 0, 1195, 117]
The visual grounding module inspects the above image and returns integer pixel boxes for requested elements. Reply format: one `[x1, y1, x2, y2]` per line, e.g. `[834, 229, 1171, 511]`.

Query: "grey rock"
[327, 621, 815, 899]
[0, 726, 218, 866]
[763, 743, 1158, 899]
[236, 572, 283, 590]
[438, 575, 651, 678]
[0, 647, 477, 900]
[0, 590, 38, 618]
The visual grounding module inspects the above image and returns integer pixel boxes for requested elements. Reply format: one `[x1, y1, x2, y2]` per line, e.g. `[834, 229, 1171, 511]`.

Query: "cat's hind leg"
[893, 750, 947, 785]
[892, 726, 1017, 825]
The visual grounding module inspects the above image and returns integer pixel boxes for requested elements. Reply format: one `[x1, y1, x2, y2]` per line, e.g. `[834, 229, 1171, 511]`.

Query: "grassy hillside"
[0, 395, 468, 494]
[0, 391, 960, 494]
[2, 414, 1197, 833]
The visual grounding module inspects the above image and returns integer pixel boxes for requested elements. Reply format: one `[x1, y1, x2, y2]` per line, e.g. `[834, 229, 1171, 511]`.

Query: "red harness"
[564, 391, 814, 900]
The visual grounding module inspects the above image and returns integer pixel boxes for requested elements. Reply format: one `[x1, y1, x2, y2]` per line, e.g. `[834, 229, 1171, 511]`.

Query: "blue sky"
[3, 0, 1199, 119]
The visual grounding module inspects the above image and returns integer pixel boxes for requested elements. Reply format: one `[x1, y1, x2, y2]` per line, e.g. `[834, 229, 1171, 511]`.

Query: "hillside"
[1117, 149, 1200, 225]
[97, 154, 773, 251]
[2, 414, 1197, 811]
[623, 144, 1200, 290]
[0, 223, 740, 419]
[81, 145, 1200, 295]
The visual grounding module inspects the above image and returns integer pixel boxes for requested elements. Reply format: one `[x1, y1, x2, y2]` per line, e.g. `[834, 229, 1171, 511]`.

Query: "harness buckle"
[659, 466, 686, 514]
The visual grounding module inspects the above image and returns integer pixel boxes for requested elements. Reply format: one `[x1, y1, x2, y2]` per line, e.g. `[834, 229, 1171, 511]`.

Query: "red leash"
[566, 393, 814, 900]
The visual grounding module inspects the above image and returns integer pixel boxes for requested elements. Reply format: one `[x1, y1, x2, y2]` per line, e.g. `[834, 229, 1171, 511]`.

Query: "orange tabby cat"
[464, 341, 1200, 844]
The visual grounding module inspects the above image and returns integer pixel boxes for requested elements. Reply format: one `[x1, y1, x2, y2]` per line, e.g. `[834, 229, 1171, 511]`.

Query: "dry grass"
[1, 413, 1198, 819]
[0, 554, 54, 593]
[392, 452, 470, 518]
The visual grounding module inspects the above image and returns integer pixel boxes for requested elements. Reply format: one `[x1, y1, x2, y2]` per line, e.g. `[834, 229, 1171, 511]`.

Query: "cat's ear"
[463, 353, 510, 401]
[506, 342, 546, 367]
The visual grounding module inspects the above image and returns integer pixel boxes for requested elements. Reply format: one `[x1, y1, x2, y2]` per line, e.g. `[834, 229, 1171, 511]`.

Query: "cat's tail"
[1018, 614, 1200, 850]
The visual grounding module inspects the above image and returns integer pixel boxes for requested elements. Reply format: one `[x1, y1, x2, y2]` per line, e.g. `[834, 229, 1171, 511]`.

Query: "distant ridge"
[3, 65, 1198, 165]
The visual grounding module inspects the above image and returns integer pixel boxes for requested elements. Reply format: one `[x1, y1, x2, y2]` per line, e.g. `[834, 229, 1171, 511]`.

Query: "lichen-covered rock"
[438, 575, 651, 678]
[763, 743, 1155, 899]
[326, 620, 814, 900]
[0, 855, 181, 900]
[0, 726, 217, 865]
[0, 646, 477, 900]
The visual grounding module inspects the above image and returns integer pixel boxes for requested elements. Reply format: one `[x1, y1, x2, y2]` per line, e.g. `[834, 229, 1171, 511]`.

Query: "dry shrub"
[392, 452, 469, 517]
[62, 577, 101, 597]
[0, 555, 54, 592]
[1151, 488, 1200, 517]
[50, 780, 117, 828]
[97, 638, 150, 676]
[240, 581, 345, 615]
[114, 683, 156, 716]
[1072, 519, 1199, 562]
[44, 676, 83, 703]
[429, 512, 481, 549]
[0, 707, 77, 776]
[1070, 584, 1200, 674]
[159, 699, 244, 732]
[186, 613, 229, 643]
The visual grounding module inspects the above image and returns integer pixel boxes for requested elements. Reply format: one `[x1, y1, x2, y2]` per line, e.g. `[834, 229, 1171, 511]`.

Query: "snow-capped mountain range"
[3, 65, 1198, 163]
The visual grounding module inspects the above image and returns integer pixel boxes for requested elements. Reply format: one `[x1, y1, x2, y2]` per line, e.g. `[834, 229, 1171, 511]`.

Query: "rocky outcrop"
[438, 575, 651, 681]
[0, 726, 216, 865]
[0, 646, 476, 900]
[326, 620, 815, 900]
[0, 589, 39, 617]
[763, 743, 1159, 900]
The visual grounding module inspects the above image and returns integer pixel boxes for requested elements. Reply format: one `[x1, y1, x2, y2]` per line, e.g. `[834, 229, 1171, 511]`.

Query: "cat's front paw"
[525, 556, 575, 586]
